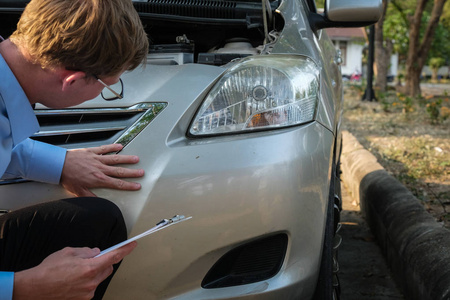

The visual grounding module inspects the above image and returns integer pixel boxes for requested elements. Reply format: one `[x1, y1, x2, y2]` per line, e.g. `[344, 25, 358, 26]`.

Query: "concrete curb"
[340, 131, 450, 300]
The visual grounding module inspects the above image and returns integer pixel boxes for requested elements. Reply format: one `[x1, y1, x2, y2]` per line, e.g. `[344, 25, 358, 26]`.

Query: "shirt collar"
[0, 54, 40, 146]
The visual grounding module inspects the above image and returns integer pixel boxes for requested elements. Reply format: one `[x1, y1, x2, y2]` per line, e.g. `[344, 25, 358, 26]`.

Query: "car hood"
[36, 63, 226, 111]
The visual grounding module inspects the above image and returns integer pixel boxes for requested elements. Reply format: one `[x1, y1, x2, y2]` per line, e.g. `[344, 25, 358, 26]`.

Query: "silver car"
[0, 0, 381, 299]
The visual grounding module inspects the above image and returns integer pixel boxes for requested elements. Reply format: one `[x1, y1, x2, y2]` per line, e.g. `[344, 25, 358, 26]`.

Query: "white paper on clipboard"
[95, 215, 192, 258]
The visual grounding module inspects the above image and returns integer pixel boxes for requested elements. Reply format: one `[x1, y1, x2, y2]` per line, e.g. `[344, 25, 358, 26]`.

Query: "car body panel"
[0, 60, 334, 299]
[104, 122, 333, 299]
[0, 0, 382, 298]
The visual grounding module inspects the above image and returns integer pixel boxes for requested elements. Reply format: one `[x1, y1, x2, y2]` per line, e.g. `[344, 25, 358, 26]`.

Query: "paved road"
[339, 185, 404, 299]
[387, 82, 450, 96]
[420, 83, 450, 96]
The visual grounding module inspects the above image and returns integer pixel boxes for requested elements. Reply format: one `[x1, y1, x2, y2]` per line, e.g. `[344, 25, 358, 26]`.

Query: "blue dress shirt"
[0, 272, 13, 300]
[0, 54, 67, 298]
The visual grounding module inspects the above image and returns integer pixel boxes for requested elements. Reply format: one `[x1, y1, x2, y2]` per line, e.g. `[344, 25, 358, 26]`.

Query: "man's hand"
[61, 144, 144, 197]
[13, 242, 137, 300]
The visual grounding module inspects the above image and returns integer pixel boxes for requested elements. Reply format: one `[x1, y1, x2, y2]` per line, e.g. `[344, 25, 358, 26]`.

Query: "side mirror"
[309, 0, 383, 31]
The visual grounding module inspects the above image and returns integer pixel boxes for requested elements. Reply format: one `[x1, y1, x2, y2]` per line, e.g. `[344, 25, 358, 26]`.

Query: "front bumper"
[102, 118, 334, 299]
[0, 118, 333, 299]
[0, 61, 335, 299]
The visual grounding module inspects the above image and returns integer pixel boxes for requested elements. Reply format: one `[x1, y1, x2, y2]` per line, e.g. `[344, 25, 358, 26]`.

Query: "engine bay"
[0, 0, 284, 66]
[136, 0, 284, 66]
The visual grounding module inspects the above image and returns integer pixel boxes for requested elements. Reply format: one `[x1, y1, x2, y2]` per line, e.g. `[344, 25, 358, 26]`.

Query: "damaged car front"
[0, 0, 382, 299]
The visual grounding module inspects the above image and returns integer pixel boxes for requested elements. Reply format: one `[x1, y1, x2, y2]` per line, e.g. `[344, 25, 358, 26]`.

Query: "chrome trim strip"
[114, 103, 167, 147]
[34, 126, 127, 137]
[1, 102, 167, 185]
[35, 103, 152, 116]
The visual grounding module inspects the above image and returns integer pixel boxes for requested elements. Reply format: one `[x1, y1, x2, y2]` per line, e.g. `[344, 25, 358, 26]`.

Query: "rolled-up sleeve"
[0, 272, 14, 300]
[2, 138, 67, 184]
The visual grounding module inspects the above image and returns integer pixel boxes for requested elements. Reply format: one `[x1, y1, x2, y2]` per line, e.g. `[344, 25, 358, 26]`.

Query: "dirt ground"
[339, 184, 404, 299]
[342, 83, 450, 228]
[338, 82, 450, 299]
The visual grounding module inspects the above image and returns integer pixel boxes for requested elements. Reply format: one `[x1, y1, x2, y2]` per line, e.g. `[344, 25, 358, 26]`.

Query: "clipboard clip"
[156, 215, 191, 227]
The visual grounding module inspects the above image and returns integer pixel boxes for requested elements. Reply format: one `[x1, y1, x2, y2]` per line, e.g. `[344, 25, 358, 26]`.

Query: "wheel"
[312, 160, 341, 300]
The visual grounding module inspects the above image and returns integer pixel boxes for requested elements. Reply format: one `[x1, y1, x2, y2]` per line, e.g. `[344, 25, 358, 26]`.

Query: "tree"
[315, 0, 325, 8]
[375, 0, 393, 92]
[383, 0, 450, 87]
[427, 21, 450, 67]
[319, 0, 449, 96]
[403, 0, 448, 96]
[383, 1, 411, 87]
[429, 57, 445, 80]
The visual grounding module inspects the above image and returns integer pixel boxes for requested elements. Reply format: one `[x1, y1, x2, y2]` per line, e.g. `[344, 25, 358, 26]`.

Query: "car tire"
[312, 159, 341, 300]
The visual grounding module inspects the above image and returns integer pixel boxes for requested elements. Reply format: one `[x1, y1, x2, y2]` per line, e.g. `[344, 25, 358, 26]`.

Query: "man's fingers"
[101, 166, 144, 178]
[89, 173, 141, 190]
[91, 144, 124, 155]
[95, 242, 137, 267]
[62, 145, 144, 195]
[98, 154, 140, 166]
[71, 247, 101, 259]
[96, 265, 115, 284]
[108, 178, 141, 191]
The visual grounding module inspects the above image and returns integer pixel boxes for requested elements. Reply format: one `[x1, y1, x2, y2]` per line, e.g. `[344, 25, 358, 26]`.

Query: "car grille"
[0, 102, 167, 185]
[32, 103, 166, 149]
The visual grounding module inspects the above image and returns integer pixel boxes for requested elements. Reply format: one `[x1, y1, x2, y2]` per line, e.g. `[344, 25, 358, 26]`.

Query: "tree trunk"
[431, 68, 439, 81]
[404, 0, 448, 97]
[375, 0, 393, 92]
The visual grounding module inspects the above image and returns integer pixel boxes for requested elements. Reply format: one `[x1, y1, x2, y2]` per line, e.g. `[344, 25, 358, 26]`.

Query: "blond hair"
[10, 0, 148, 77]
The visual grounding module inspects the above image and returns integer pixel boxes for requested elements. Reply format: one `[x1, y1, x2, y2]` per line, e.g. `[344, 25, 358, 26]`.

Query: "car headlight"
[189, 55, 320, 136]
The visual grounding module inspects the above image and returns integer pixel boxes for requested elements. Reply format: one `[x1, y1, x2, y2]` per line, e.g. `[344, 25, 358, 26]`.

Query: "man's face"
[39, 73, 122, 108]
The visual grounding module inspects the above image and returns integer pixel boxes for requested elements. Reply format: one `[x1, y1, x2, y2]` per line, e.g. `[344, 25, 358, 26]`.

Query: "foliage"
[425, 95, 450, 124]
[426, 18, 450, 63]
[429, 57, 446, 70]
[381, 0, 449, 96]
[377, 91, 415, 115]
[315, 0, 324, 9]
[428, 57, 447, 81]
[441, 0, 450, 28]
[383, 1, 410, 57]
[394, 93, 414, 114]
[316, 0, 450, 66]
[426, 98, 443, 123]
[379, 91, 450, 124]
[387, 0, 450, 63]
[348, 82, 450, 125]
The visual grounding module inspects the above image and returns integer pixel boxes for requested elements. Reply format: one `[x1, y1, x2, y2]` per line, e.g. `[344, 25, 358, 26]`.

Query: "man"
[0, 0, 149, 299]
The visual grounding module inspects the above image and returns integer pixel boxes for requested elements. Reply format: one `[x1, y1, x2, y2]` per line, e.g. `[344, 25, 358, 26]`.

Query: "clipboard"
[95, 215, 192, 258]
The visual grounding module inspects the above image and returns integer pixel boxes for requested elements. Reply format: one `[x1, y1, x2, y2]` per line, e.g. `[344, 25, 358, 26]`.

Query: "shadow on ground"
[339, 186, 404, 300]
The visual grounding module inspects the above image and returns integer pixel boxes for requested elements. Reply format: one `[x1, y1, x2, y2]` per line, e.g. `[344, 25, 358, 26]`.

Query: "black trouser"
[0, 197, 127, 299]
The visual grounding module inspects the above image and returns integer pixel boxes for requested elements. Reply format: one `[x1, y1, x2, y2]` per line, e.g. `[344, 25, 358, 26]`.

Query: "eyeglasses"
[94, 75, 124, 101]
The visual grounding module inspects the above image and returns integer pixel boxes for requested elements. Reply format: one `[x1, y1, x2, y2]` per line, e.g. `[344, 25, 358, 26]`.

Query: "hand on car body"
[61, 143, 144, 197]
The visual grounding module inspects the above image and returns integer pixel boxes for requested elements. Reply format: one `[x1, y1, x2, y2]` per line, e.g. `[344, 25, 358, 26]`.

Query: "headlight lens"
[189, 55, 320, 136]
